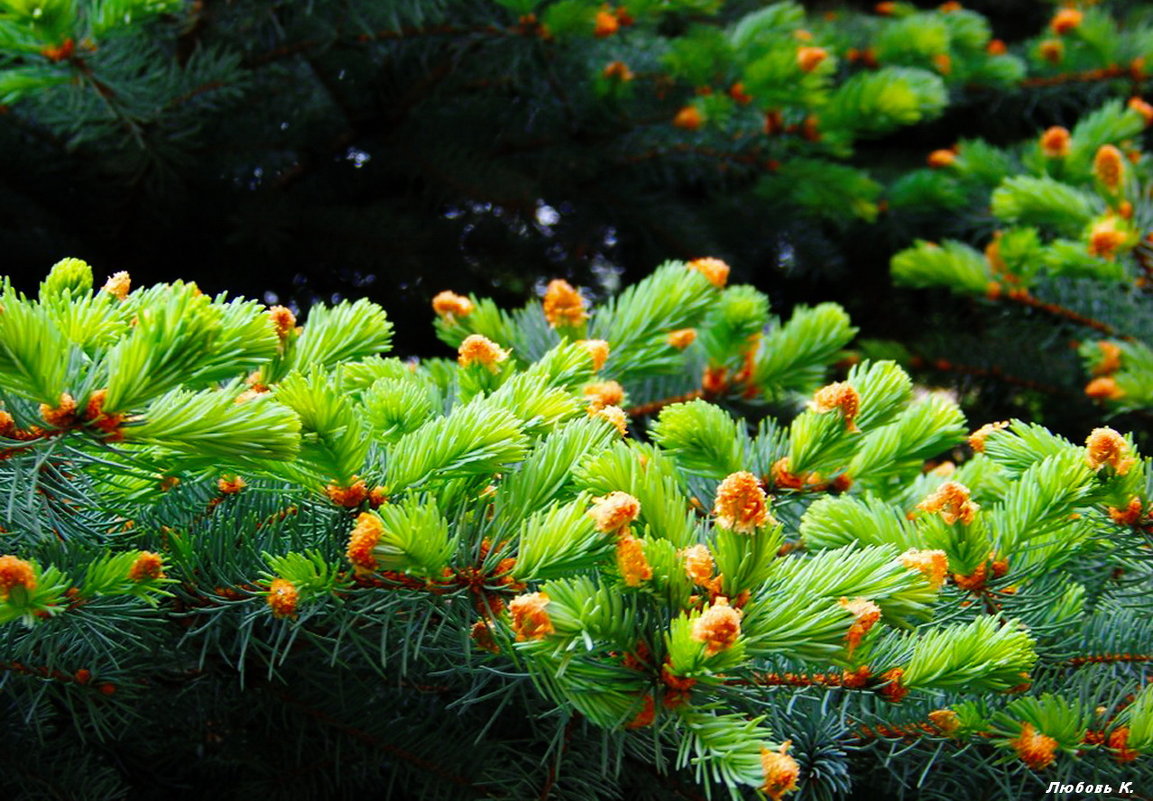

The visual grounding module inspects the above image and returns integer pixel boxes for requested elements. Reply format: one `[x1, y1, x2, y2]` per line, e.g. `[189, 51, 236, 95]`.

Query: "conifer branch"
[626, 389, 706, 418]
[727, 671, 859, 689]
[4, 175, 1153, 794]
[0, 659, 91, 686]
[997, 290, 1131, 341]
[1018, 63, 1146, 89]
[908, 352, 1072, 398]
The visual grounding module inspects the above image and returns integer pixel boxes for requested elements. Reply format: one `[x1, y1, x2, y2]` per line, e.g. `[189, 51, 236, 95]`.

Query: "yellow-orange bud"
[927, 149, 956, 168]
[810, 382, 861, 432]
[583, 380, 624, 412]
[1050, 8, 1082, 35]
[673, 105, 703, 130]
[1093, 341, 1122, 376]
[325, 479, 368, 508]
[101, 271, 131, 301]
[592, 404, 629, 436]
[1129, 97, 1153, 125]
[878, 667, 908, 703]
[1108, 726, 1140, 764]
[0, 555, 36, 600]
[928, 709, 961, 735]
[1088, 218, 1129, 260]
[626, 694, 656, 729]
[917, 481, 979, 525]
[1039, 39, 1064, 64]
[217, 475, 246, 494]
[267, 578, 299, 618]
[40, 393, 77, 429]
[471, 619, 500, 653]
[682, 543, 715, 587]
[577, 339, 610, 371]
[589, 491, 641, 533]
[691, 597, 742, 656]
[667, 328, 697, 349]
[1040, 126, 1071, 159]
[1085, 376, 1124, 401]
[760, 740, 800, 801]
[1085, 427, 1136, 475]
[728, 82, 752, 104]
[687, 257, 730, 288]
[268, 305, 296, 340]
[968, 420, 1010, 452]
[797, 47, 828, 73]
[594, 9, 619, 37]
[0, 409, 14, 438]
[509, 591, 553, 640]
[82, 389, 124, 438]
[840, 596, 881, 653]
[346, 512, 383, 574]
[714, 471, 773, 533]
[1011, 723, 1058, 770]
[458, 334, 510, 371]
[432, 290, 474, 319]
[542, 279, 587, 328]
[1095, 145, 1125, 190]
[602, 61, 634, 82]
[617, 534, 652, 587]
[128, 551, 165, 582]
[1108, 497, 1144, 527]
[899, 548, 949, 590]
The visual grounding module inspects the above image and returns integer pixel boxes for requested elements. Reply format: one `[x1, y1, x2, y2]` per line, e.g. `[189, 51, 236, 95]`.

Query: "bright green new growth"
[1, 258, 1152, 800]
[890, 96, 1153, 414]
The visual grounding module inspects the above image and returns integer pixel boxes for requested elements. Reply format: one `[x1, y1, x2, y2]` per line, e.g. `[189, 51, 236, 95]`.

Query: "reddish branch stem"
[0, 660, 117, 694]
[726, 671, 855, 688]
[1068, 653, 1153, 667]
[999, 289, 1131, 340]
[1019, 64, 1144, 88]
[0, 428, 62, 460]
[909, 352, 1070, 398]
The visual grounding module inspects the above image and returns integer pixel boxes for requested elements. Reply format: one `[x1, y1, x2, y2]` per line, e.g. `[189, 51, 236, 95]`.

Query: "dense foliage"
[5, 2, 1153, 799]
[1, 0, 1152, 389]
[2, 257, 1152, 800]
[889, 95, 1153, 426]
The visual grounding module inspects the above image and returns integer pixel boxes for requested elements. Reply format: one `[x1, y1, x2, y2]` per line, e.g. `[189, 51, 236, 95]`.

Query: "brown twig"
[998, 289, 1131, 341]
[1019, 64, 1142, 88]
[908, 353, 1071, 399]
[1067, 653, 1153, 668]
[726, 671, 853, 688]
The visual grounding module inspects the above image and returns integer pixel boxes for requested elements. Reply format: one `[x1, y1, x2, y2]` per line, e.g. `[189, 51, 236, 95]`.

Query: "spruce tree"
[2, 256, 1152, 799]
[3, 0, 1152, 430]
[890, 94, 1153, 434]
[5, 2, 1153, 798]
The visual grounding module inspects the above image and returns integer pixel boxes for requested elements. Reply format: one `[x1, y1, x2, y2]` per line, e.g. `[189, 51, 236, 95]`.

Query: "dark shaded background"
[0, 0, 1139, 434]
